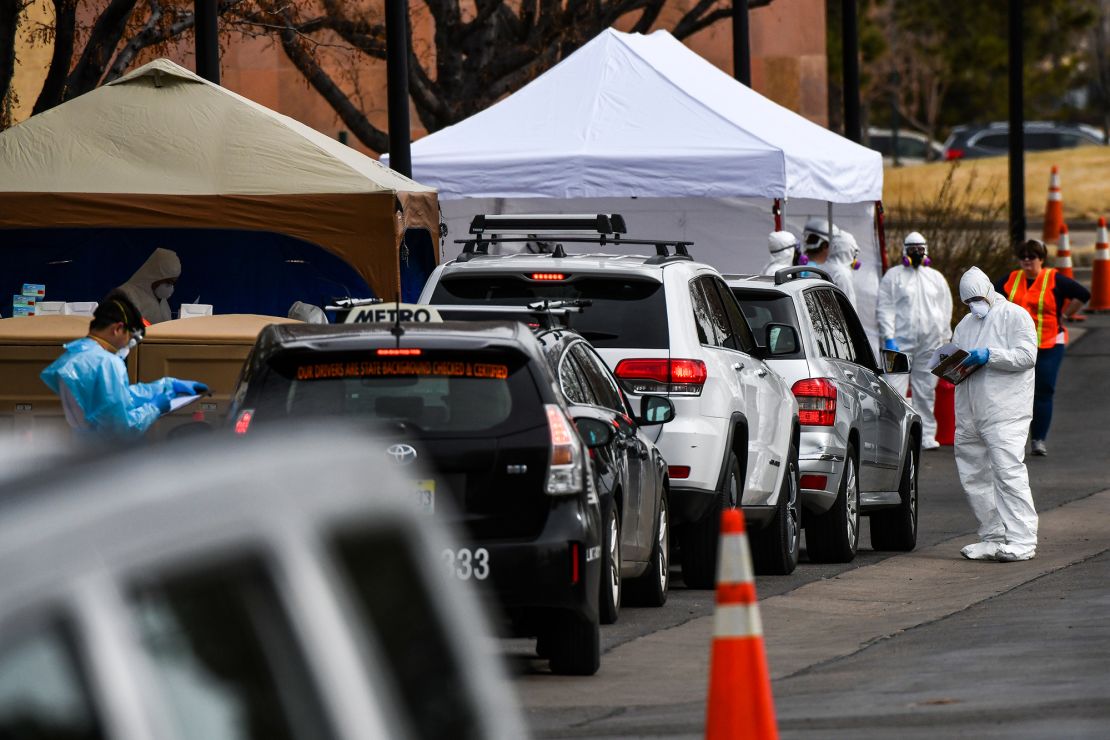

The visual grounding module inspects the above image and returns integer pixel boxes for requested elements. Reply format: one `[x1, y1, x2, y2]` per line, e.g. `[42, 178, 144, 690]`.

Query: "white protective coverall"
[760, 231, 798, 276]
[117, 248, 181, 324]
[825, 231, 859, 306]
[952, 267, 1039, 561]
[877, 261, 953, 447]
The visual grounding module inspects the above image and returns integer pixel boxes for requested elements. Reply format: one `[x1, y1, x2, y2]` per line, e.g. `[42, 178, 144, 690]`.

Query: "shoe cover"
[960, 541, 1001, 560]
[995, 545, 1036, 562]
[922, 438, 941, 450]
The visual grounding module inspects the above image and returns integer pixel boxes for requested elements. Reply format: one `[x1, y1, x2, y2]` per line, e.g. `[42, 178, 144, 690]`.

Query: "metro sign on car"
[345, 302, 443, 324]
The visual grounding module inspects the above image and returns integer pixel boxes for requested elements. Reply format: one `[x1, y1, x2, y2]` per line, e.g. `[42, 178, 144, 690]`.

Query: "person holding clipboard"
[40, 291, 208, 439]
[948, 267, 1039, 563]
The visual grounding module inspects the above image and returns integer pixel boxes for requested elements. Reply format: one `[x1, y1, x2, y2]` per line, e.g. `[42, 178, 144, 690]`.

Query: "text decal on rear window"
[296, 360, 509, 381]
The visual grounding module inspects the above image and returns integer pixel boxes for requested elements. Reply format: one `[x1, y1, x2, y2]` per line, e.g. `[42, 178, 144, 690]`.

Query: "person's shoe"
[960, 541, 1001, 560]
[996, 545, 1036, 562]
[922, 438, 941, 451]
[1031, 439, 1047, 456]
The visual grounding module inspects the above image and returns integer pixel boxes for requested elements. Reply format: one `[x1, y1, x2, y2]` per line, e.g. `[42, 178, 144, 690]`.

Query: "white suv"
[419, 214, 801, 582]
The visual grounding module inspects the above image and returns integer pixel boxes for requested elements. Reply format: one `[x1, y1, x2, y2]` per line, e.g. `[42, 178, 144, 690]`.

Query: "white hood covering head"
[828, 232, 859, 266]
[903, 231, 927, 254]
[959, 266, 996, 305]
[768, 230, 798, 254]
[116, 248, 181, 324]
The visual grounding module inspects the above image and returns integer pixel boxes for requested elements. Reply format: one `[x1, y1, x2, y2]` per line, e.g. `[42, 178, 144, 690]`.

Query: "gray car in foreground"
[0, 425, 525, 739]
[725, 268, 922, 563]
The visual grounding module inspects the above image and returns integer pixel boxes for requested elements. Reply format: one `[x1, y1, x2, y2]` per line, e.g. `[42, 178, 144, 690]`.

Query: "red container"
[934, 380, 956, 446]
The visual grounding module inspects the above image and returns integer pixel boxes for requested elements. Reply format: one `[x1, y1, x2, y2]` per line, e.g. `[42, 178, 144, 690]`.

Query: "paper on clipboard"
[928, 343, 982, 385]
[169, 394, 202, 413]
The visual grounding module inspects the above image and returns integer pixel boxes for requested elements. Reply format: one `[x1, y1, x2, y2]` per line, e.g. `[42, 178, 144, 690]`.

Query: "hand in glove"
[883, 339, 899, 351]
[172, 379, 209, 396]
[154, 393, 173, 414]
[960, 348, 990, 368]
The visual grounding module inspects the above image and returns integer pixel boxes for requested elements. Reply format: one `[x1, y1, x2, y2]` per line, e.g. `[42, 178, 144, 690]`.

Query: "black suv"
[227, 320, 607, 674]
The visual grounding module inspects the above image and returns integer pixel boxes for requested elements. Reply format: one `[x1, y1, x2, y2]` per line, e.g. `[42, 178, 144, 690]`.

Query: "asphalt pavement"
[519, 312, 1110, 738]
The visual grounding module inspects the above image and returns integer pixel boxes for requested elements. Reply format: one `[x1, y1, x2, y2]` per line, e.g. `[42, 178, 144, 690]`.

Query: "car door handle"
[732, 362, 745, 371]
[757, 368, 768, 378]
[845, 371, 855, 380]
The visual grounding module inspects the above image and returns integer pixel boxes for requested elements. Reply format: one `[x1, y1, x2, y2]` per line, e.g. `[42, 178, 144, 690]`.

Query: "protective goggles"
[1017, 252, 1042, 261]
[803, 233, 828, 251]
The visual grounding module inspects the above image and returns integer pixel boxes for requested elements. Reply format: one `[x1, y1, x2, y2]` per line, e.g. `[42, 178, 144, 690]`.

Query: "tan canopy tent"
[0, 58, 439, 302]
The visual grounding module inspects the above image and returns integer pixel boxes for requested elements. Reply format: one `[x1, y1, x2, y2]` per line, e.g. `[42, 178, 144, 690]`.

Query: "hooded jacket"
[117, 248, 181, 324]
[824, 231, 859, 306]
[951, 267, 1037, 435]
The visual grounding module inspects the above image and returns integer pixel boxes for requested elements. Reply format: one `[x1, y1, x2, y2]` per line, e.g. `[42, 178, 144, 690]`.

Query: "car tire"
[751, 441, 801, 575]
[625, 489, 670, 607]
[680, 452, 740, 589]
[547, 617, 600, 676]
[599, 497, 622, 625]
[805, 442, 860, 563]
[870, 440, 919, 551]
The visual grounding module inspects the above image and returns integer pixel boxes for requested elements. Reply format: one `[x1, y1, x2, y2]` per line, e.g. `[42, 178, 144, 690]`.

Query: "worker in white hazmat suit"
[877, 232, 953, 449]
[825, 231, 861, 306]
[116, 248, 181, 325]
[952, 267, 1039, 562]
[761, 231, 799, 276]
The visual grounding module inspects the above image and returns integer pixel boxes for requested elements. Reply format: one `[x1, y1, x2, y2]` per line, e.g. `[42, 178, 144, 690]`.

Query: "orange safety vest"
[1004, 268, 1063, 349]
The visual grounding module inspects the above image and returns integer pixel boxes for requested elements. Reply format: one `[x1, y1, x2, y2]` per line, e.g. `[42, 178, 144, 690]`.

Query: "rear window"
[730, 288, 805, 359]
[430, 275, 669, 349]
[248, 349, 543, 435]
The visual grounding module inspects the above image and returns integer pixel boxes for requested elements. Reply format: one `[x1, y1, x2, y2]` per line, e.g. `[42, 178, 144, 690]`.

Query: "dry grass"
[883, 146, 1110, 229]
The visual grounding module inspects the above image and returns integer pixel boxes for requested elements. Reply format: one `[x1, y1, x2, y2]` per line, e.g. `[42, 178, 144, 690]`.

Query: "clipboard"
[169, 394, 203, 413]
[928, 343, 982, 386]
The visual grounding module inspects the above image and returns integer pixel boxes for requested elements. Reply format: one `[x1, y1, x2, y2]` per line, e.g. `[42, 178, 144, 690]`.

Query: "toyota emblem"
[386, 443, 418, 465]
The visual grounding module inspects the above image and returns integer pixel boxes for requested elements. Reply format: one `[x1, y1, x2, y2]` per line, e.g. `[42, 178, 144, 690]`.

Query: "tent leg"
[827, 202, 834, 235]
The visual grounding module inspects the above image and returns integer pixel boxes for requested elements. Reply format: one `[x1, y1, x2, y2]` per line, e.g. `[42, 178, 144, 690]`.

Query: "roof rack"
[456, 212, 693, 263]
[431, 300, 591, 331]
[773, 266, 831, 285]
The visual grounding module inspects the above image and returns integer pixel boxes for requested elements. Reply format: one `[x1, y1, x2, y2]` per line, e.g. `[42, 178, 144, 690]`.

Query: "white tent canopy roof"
[1, 58, 432, 196]
[392, 28, 882, 203]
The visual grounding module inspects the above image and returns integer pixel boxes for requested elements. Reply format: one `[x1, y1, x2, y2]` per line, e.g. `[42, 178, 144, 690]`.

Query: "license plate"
[413, 479, 435, 514]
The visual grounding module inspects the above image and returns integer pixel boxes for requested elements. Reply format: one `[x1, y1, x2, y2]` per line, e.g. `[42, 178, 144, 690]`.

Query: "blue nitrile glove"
[172, 380, 209, 396]
[883, 339, 899, 351]
[154, 393, 173, 414]
[962, 348, 990, 367]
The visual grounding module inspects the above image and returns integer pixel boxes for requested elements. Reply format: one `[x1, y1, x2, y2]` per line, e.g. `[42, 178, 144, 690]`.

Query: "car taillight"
[800, 474, 828, 490]
[530, 272, 567, 281]
[545, 404, 584, 495]
[613, 358, 707, 396]
[376, 348, 422, 356]
[668, 465, 691, 479]
[792, 378, 837, 426]
[945, 148, 964, 160]
[234, 409, 254, 435]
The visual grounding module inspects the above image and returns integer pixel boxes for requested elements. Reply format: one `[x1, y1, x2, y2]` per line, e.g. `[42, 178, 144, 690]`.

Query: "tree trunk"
[32, 0, 76, 114]
[64, 0, 138, 99]
[0, 0, 21, 126]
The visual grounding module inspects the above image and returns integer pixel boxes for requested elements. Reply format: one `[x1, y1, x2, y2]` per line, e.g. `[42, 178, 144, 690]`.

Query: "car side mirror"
[637, 395, 675, 425]
[880, 349, 911, 374]
[574, 417, 614, 448]
[765, 323, 799, 356]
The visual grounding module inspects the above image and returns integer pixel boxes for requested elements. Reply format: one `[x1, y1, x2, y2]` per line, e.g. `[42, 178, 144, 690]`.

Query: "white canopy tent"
[388, 28, 886, 335]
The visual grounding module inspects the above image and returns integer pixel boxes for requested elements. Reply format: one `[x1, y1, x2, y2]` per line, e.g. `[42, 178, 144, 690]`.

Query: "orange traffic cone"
[705, 509, 778, 740]
[1055, 223, 1074, 279]
[1088, 217, 1110, 312]
[1042, 165, 1064, 244]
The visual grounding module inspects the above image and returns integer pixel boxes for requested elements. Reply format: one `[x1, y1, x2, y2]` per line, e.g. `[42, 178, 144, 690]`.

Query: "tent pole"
[827, 202, 834, 237]
[386, 0, 412, 178]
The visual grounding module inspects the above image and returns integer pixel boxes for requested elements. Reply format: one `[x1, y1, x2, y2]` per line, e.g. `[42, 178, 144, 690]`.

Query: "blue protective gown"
[40, 338, 177, 437]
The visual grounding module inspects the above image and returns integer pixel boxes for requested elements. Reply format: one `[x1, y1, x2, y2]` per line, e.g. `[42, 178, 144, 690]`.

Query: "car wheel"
[805, 442, 860, 563]
[625, 488, 670, 607]
[680, 452, 740, 589]
[547, 616, 600, 676]
[751, 441, 801, 575]
[870, 440, 919, 551]
[599, 497, 622, 625]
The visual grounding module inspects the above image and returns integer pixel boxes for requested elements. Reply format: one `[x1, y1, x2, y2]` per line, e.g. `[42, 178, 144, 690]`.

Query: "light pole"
[733, 0, 751, 86]
[194, 0, 219, 83]
[1008, 0, 1025, 248]
[385, 0, 412, 178]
